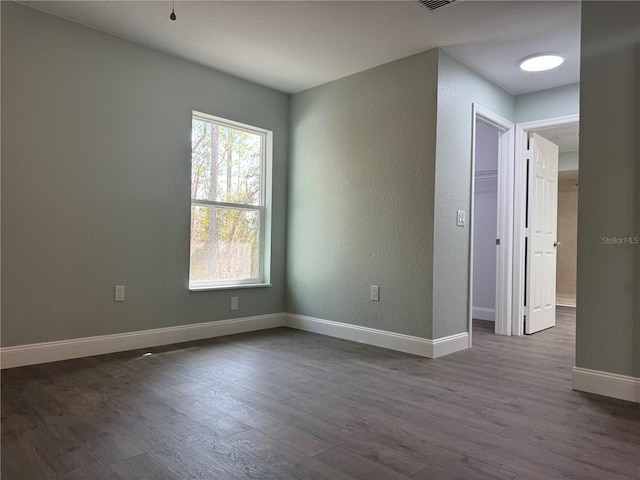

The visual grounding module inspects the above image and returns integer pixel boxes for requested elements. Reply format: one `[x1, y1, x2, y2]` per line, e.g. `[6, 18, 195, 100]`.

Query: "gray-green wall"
[286, 48, 582, 342]
[515, 83, 580, 123]
[1, 2, 289, 346]
[576, 1, 640, 377]
[559, 151, 579, 172]
[3, 2, 590, 354]
[287, 50, 439, 338]
[432, 51, 514, 338]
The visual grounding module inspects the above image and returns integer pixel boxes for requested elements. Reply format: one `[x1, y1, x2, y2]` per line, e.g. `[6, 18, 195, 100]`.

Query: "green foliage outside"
[190, 119, 262, 282]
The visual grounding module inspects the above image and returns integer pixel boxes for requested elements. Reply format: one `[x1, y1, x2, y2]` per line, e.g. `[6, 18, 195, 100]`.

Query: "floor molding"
[556, 295, 576, 307]
[572, 367, 640, 403]
[472, 307, 496, 322]
[286, 313, 468, 358]
[5, 313, 636, 404]
[1, 313, 472, 369]
[431, 331, 470, 358]
[0, 313, 286, 369]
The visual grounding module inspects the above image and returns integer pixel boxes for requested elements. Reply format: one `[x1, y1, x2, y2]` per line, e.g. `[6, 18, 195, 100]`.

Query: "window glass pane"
[191, 119, 262, 205]
[189, 205, 260, 282]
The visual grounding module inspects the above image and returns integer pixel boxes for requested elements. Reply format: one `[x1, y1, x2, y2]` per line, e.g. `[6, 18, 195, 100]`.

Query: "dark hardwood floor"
[2, 308, 639, 479]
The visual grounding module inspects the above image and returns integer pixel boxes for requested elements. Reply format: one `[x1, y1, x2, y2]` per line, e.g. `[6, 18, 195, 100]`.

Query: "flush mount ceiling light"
[520, 53, 564, 72]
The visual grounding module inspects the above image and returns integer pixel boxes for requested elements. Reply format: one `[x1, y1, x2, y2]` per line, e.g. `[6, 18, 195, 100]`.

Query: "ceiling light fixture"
[170, 0, 176, 21]
[519, 53, 564, 72]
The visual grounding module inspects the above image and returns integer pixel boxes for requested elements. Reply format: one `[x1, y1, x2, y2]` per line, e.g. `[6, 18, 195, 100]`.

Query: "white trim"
[0, 313, 286, 369]
[472, 307, 496, 322]
[431, 332, 470, 358]
[286, 313, 468, 358]
[189, 283, 272, 292]
[495, 118, 514, 336]
[513, 114, 580, 336]
[471, 104, 515, 338]
[1, 312, 474, 369]
[5, 316, 636, 404]
[572, 367, 640, 403]
[189, 111, 273, 290]
[475, 169, 498, 179]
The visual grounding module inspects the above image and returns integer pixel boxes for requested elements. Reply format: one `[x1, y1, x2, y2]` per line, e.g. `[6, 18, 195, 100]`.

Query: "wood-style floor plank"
[412, 456, 517, 480]
[109, 454, 179, 480]
[228, 428, 355, 480]
[315, 446, 411, 480]
[171, 381, 333, 457]
[151, 413, 300, 480]
[2, 310, 639, 480]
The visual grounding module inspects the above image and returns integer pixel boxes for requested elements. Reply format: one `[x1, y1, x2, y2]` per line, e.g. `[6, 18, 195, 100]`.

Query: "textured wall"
[432, 51, 514, 338]
[515, 83, 580, 123]
[1, 3, 289, 346]
[2, 2, 592, 352]
[287, 50, 439, 338]
[576, 1, 640, 377]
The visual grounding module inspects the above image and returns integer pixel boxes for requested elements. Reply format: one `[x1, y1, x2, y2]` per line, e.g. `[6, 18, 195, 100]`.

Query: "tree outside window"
[189, 113, 270, 288]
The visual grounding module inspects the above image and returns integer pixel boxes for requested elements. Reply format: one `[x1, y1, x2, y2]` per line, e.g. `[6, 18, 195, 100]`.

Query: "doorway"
[471, 120, 499, 330]
[469, 105, 514, 343]
[531, 124, 579, 308]
[469, 111, 579, 339]
[512, 114, 580, 335]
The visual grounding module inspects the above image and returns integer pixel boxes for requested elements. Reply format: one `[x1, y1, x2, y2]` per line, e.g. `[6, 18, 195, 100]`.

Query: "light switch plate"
[457, 210, 466, 226]
[114, 285, 125, 302]
[371, 285, 380, 301]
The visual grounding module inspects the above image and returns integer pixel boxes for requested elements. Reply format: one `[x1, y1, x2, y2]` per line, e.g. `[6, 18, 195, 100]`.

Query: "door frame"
[512, 114, 580, 335]
[469, 104, 514, 343]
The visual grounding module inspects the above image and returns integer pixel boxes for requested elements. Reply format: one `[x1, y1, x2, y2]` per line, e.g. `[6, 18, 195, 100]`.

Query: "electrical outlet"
[370, 285, 380, 302]
[114, 285, 125, 302]
[231, 296, 239, 311]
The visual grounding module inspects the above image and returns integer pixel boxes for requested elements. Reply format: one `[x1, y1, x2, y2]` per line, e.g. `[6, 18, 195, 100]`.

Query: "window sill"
[189, 283, 272, 292]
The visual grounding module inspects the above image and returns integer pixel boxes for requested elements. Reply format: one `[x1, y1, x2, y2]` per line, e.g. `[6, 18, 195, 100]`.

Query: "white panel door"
[525, 133, 559, 334]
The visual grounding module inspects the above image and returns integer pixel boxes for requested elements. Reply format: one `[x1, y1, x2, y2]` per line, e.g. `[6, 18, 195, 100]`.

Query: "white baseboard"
[572, 367, 640, 403]
[0, 313, 286, 369]
[556, 296, 576, 307]
[431, 332, 470, 358]
[285, 313, 468, 358]
[1, 312, 471, 369]
[472, 307, 495, 322]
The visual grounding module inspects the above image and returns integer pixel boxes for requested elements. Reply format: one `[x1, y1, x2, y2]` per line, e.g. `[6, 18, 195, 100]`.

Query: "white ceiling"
[22, 1, 581, 95]
[535, 123, 579, 153]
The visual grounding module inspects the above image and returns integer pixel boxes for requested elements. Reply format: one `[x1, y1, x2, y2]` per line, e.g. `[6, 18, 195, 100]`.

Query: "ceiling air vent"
[418, 0, 460, 11]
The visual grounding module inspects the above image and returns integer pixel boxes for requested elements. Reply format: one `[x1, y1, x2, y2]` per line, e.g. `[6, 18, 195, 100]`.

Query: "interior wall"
[432, 50, 514, 339]
[557, 173, 578, 304]
[1, 2, 289, 346]
[287, 50, 439, 339]
[472, 121, 499, 321]
[559, 151, 579, 171]
[577, 1, 640, 378]
[2, 2, 590, 352]
[287, 50, 580, 343]
[515, 83, 580, 123]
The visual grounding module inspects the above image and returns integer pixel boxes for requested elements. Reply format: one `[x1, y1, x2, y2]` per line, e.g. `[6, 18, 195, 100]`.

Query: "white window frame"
[189, 111, 272, 291]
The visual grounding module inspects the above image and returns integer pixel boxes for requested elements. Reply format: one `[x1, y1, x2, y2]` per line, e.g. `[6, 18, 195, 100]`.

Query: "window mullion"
[191, 199, 262, 210]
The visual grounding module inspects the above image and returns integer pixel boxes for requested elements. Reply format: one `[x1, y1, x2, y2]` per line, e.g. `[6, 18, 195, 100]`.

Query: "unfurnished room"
[1, 1, 639, 479]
